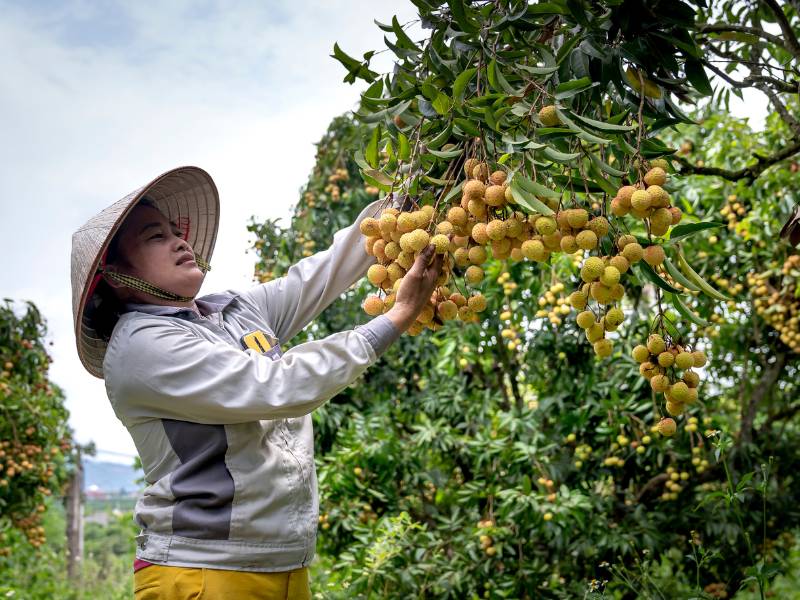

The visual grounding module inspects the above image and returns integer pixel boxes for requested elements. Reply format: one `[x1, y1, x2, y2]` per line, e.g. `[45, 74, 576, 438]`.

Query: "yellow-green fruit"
[387, 262, 405, 282]
[580, 256, 605, 282]
[384, 241, 401, 260]
[644, 167, 667, 187]
[666, 400, 684, 417]
[617, 234, 637, 250]
[538, 104, 560, 127]
[397, 212, 417, 233]
[610, 283, 625, 301]
[650, 208, 672, 236]
[396, 251, 414, 270]
[541, 232, 561, 251]
[631, 190, 651, 212]
[605, 307, 624, 327]
[566, 208, 589, 229]
[650, 374, 670, 393]
[414, 210, 431, 229]
[658, 351, 675, 368]
[468, 293, 488, 312]
[685, 387, 698, 404]
[486, 219, 507, 240]
[586, 322, 605, 343]
[521, 239, 548, 262]
[647, 334, 666, 355]
[489, 170, 507, 186]
[505, 185, 515, 204]
[463, 179, 486, 200]
[458, 306, 475, 321]
[367, 264, 388, 285]
[576, 230, 598, 250]
[651, 159, 669, 170]
[646, 185, 670, 208]
[560, 235, 579, 253]
[468, 246, 488, 264]
[431, 234, 450, 254]
[453, 247, 470, 267]
[670, 381, 690, 403]
[450, 293, 467, 307]
[617, 185, 636, 206]
[611, 197, 630, 216]
[600, 266, 621, 287]
[674, 352, 693, 370]
[591, 282, 614, 305]
[463, 158, 480, 179]
[569, 290, 588, 310]
[576, 311, 595, 329]
[436, 221, 454, 236]
[692, 351, 707, 367]
[467, 198, 486, 218]
[587, 216, 610, 237]
[683, 371, 700, 388]
[485, 185, 506, 207]
[670, 207, 683, 225]
[384, 292, 396, 309]
[609, 255, 630, 274]
[437, 300, 458, 321]
[360, 218, 380, 237]
[657, 417, 677, 436]
[471, 222, 489, 245]
[639, 361, 657, 379]
[465, 265, 484, 284]
[364, 295, 384, 316]
[417, 305, 434, 324]
[535, 216, 557, 235]
[379, 213, 397, 234]
[622, 242, 644, 263]
[505, 218, 523, 238]
[594, 339, 613, 358]
[448, 206, 468, 228]
[408, 229, 430, 252]
[643, 245, 665, 266]
[472, 162, 489, 182]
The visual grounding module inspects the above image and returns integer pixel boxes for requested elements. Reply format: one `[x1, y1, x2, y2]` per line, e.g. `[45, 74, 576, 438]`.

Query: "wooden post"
[65, 446, 83, 580]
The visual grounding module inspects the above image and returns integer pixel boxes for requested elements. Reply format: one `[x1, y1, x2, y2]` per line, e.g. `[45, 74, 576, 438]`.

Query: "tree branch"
[698, 22, 787, 50]
[758, 0, 800, 62]
[739, 351, 787, 446]
[676, 139, 800, 181]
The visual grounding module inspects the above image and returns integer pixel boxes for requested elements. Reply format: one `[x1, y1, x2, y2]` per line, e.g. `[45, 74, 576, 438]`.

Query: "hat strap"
[99, 257, 211, 303]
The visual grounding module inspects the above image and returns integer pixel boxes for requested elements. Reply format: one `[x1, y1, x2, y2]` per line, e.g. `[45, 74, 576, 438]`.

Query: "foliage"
[0, 300, 74, 553]
[248, 1, 800, 597]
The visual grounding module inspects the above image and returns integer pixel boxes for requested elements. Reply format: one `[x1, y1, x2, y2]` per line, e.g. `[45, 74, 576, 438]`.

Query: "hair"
[89, 198, 159, 341]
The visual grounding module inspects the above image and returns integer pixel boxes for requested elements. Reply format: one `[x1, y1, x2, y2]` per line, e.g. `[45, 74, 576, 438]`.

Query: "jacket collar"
[124, 291, 238, 319]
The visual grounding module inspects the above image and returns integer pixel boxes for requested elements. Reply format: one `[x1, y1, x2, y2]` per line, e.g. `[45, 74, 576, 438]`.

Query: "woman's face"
[107, 204, 205, 305]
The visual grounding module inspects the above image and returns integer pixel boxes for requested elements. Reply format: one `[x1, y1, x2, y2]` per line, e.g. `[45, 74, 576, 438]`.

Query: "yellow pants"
[133, 564, 311, 600]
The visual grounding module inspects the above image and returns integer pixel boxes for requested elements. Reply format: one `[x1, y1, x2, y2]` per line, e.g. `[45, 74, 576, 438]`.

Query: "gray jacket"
[103, 199, 399, 571]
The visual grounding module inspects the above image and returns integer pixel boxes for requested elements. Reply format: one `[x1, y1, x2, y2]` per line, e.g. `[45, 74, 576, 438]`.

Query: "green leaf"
[662, 257, 700, 292]
[391, 15, 421, 51]
[589, 152, 626, 177]
[554, 78, 598, 99]
[684, 59, 713, 96]
[542, 146, 580, 163]
[666, 221, 725, 244]
[454, 117, 481, 137]
[352, 150, 372, 172]
[331, 43, 378, 84]
[571, 112, 636, 132]
[509, 178, 555, 215]
[362, 168, 394, 186]
[446, 0, 479, 33]
[677, 248, 731, 301]
[453, 67, 477, 103]
[514, 173, 560, 199]
[555, 108, 611, 145]
[636, 262, 684, 295]
[442, 181, 463, 204]
[398, 132, 411, 161]
[670, 293, 709, 326]
[515, 62, 559, 76]
[426, 124, 453, 150]
[366, 125, 381, 169]
[427, 148, 463, 159]
[432, 92, 452, 115]
[488, 59, 516, 94]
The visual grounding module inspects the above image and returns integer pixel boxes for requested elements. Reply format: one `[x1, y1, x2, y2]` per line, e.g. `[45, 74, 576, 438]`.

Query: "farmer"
[70, 166, 442, 599]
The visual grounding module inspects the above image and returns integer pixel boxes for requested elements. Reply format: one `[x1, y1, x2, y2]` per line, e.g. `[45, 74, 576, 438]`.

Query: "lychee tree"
[247, 1, 800, 597]
[0, 301, 75, 558]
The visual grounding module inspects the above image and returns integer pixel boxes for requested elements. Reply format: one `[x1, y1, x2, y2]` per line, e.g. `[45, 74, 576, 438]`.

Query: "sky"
[0, 1, 766, 465]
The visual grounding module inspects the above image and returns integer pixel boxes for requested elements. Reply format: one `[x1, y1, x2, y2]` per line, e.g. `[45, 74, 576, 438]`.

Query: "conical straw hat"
[71, 166, 220, 378]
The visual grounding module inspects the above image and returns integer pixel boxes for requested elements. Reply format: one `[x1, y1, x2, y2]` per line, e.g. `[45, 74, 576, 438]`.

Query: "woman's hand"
[385, 245, 444, 332]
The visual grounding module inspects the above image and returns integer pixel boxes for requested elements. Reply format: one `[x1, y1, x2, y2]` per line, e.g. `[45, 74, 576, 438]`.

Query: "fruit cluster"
[631, 334, 707, 435]
[749, 257, 800, 353]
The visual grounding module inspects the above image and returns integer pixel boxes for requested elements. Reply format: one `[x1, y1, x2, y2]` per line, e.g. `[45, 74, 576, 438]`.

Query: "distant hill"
[83, 458, 144, 494]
